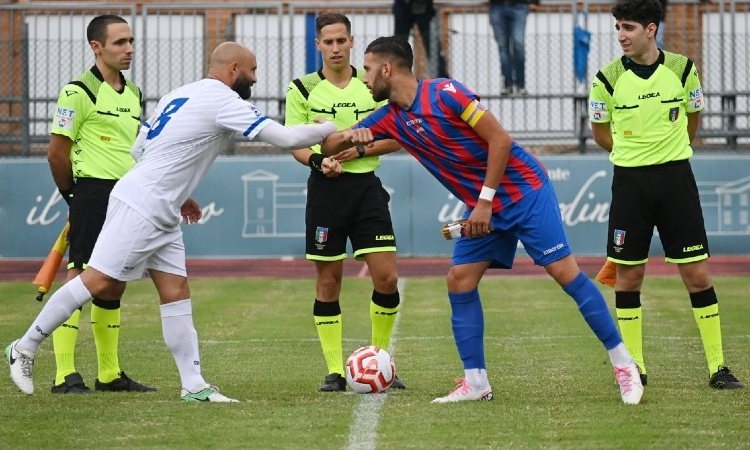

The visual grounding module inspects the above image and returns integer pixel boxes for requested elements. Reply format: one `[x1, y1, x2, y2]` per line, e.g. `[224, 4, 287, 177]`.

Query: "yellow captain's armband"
[460, 99, 487, 127]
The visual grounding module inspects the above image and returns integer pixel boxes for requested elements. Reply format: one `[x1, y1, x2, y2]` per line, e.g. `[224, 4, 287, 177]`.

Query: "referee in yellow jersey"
[46, 15, 154, 393]
[589, 0, 743, 389]
[284, 13, 405, 392]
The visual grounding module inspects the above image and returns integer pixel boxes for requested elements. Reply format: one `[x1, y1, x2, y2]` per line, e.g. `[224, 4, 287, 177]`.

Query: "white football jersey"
[111, 78, 272, 230]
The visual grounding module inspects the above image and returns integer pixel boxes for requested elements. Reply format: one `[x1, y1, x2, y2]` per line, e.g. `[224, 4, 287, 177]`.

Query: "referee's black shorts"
[67, 178, 117, 269]
[607, 159, 709, 264]
[305, 170, 396, 261]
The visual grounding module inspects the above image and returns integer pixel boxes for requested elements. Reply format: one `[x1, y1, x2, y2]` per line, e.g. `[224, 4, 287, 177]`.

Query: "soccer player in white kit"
[5, 42, 348, 402]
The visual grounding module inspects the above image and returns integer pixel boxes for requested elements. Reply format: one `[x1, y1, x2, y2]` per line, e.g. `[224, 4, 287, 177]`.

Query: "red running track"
[1, 256, 748, 282]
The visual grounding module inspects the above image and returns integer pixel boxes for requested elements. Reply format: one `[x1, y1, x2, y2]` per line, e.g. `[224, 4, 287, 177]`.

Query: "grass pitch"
[0, 275, 748, 449]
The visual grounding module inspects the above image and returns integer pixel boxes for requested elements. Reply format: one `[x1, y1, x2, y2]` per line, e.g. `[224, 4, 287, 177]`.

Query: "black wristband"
[356, 145, 366, 158]
[59, 188, 73, 206]
[308, 153, 325, 172]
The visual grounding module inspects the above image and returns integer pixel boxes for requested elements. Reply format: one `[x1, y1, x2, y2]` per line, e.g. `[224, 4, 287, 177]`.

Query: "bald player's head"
[207, 41, 257, 100]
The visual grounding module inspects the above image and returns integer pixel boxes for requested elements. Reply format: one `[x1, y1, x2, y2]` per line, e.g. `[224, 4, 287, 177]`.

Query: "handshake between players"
[319, 126, 377, 177]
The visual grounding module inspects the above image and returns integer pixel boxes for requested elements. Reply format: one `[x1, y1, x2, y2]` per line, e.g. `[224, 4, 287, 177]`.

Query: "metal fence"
[1, 0, 748, 156]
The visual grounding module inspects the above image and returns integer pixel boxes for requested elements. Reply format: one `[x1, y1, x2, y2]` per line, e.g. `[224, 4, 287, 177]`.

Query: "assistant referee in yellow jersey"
[589, 0, 743, 390]
[47, 15, 154, 394]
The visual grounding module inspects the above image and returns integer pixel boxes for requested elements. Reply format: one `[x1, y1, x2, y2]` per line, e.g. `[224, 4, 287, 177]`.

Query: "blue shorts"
[451, 180, 572, 269]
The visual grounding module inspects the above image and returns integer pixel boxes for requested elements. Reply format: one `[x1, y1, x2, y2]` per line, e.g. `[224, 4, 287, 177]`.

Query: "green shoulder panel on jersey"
[291, 66, 364, 100]
[354, 67, 365, 83]
[595, 58, 626, 97]
[68, 70, 101, 104]
[291, 71, 325, 100]
[125, 79, 143, 106]
[595, 52, 694, 96]
[663, 51, 694, 87]
[67, 70, 142, 106]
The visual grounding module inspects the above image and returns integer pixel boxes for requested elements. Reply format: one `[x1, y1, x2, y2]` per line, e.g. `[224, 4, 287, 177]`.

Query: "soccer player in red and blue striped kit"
[322, 36, 644, 405]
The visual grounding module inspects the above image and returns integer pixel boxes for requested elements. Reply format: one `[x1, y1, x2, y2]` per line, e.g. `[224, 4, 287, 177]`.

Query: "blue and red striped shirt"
[357, 79, 547, 212]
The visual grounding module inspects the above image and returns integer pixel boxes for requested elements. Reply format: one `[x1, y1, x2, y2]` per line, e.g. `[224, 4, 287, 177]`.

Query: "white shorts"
[88, 198, 187, 281]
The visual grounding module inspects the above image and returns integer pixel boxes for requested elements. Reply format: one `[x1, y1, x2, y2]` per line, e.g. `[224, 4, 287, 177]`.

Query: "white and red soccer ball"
[345, 345, 395, 393]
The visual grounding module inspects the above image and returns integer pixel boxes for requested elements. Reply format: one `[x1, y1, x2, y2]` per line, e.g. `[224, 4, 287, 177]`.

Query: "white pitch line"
[344, 278, 406, 450]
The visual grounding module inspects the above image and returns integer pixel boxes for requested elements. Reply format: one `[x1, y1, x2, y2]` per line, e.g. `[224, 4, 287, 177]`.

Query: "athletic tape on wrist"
[479, 186, 496, 201]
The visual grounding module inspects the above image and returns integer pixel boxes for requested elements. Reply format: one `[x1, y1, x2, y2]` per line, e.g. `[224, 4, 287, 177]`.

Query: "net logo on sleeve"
[589, 101, 608, 121]
[54, 107, 75, 130]
[689, 88, 704, 110]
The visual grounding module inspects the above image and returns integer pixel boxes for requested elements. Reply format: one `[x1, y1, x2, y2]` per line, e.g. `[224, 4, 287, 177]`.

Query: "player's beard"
[370, 77, 389, 102]
[232, 73, 253, 100]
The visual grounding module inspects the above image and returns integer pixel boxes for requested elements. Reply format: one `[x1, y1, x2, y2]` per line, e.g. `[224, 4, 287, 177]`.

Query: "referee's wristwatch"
[356, 145, 366, 158]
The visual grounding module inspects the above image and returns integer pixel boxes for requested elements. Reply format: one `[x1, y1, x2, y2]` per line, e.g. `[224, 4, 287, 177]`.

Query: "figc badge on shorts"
[315, 226, 329, 244]
[613, 229, 626, 246]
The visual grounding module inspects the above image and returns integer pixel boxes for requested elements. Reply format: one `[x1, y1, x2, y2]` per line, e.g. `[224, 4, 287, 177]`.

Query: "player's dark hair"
[87, 14, 127, 44]
[316, 12, 351, 36]
[365, 36, 413, 70]
[611, 0, 662, 28]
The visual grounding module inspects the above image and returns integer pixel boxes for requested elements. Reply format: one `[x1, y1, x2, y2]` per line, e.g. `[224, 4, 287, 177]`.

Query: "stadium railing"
[0, 0, 747, 156]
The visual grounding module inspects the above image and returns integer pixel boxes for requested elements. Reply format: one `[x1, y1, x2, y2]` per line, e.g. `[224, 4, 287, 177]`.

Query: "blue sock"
[563, 272, 622, 350]
[449, 289, 486, 369]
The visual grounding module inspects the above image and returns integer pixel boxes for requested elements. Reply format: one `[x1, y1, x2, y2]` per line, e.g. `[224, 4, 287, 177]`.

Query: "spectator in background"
[488, 0, 539, 96]
[393, 0, 450, 78]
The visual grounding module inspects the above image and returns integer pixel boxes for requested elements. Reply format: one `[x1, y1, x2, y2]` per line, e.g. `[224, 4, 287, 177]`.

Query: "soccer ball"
[345, 345, 395, 394]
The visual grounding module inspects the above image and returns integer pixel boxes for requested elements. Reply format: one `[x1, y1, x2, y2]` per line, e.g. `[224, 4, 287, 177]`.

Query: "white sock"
[160, 299, 208, 392]
[17, 275, 92, 355]
[464, 368, 490, 389]
[607, 343, 633, 367]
